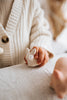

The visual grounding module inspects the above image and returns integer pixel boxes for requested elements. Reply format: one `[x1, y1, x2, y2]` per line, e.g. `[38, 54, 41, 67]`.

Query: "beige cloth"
[0, 53, 67, 100]
[39, 0, 67, 39]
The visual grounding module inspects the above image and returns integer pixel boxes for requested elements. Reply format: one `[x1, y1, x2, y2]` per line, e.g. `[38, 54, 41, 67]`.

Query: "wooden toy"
[24, 48, 39, 67]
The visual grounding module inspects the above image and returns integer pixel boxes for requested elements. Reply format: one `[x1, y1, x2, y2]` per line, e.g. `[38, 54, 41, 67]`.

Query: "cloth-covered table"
[0, 53, 67, 100]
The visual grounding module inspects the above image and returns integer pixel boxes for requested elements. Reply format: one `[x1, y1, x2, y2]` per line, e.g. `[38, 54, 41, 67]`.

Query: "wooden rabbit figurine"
[24, 48, 39, 67]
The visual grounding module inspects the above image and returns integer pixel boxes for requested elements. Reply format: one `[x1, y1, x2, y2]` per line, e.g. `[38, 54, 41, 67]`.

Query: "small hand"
[32, 46, 49, 67]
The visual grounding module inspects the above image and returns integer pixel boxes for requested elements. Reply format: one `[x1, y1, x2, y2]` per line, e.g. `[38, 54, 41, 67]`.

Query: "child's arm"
[30, 0, 54, 58]
[24, 0, 54, 67]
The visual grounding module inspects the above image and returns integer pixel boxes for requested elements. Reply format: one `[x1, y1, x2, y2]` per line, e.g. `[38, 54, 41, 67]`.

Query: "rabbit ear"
[53, 70, 63, 80]
[31, 48, 36, 55]
[25, 48, 30, 54]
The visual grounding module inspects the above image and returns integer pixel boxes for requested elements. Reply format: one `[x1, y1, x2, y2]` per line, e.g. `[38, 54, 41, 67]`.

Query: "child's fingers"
[33, 47, 39, 59]
[34, 52, 38, 59]
[40, 51, 49, 66]
[39, 50, 49, 66]
[39, 56, 46, 67]
[24, 56, 28, 64]
[39, 55, 47, 67]
[37, 48, 44, 64]
[45, 51, 49, 62]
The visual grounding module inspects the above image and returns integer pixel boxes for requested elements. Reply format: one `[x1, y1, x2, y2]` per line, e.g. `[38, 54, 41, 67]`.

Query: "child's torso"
[0, 0, 31, 68]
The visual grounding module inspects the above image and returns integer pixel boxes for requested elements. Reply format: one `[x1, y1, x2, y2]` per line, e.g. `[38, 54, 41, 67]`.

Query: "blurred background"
[39, 0, 67, 54]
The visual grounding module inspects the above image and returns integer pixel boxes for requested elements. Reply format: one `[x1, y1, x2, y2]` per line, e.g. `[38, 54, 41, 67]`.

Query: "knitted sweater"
[0, 0, 53, 68]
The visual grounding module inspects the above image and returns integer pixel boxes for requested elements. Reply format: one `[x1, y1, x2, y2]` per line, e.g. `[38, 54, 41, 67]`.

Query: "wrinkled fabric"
[0, 53, 67, 100]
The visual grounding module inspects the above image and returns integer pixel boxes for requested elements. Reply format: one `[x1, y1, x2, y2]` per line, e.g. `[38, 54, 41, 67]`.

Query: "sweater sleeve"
[30, 0, 54, 57]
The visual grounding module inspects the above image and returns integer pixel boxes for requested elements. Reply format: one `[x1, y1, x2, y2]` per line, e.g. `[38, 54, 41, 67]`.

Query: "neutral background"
[39, 0, 67, 54]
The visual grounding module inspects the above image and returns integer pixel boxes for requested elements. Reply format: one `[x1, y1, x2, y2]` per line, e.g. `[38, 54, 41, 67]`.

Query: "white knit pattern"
[0, 0, 53, 68]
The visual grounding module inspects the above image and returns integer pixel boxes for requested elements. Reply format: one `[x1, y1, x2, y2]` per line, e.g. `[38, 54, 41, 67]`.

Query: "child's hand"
[32, 47, 49, 67]
[24, 47, 49, 67]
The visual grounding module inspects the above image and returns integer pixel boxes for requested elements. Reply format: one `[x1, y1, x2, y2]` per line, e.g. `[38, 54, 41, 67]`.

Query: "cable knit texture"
[0, 0, 53, 68]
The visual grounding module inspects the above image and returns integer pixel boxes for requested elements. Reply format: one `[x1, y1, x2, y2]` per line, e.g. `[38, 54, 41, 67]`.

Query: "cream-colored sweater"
[0, 0, 53, 68]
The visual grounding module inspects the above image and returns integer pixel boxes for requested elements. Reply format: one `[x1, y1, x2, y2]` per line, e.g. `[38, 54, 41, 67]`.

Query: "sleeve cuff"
[30, 36, 55, 58]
